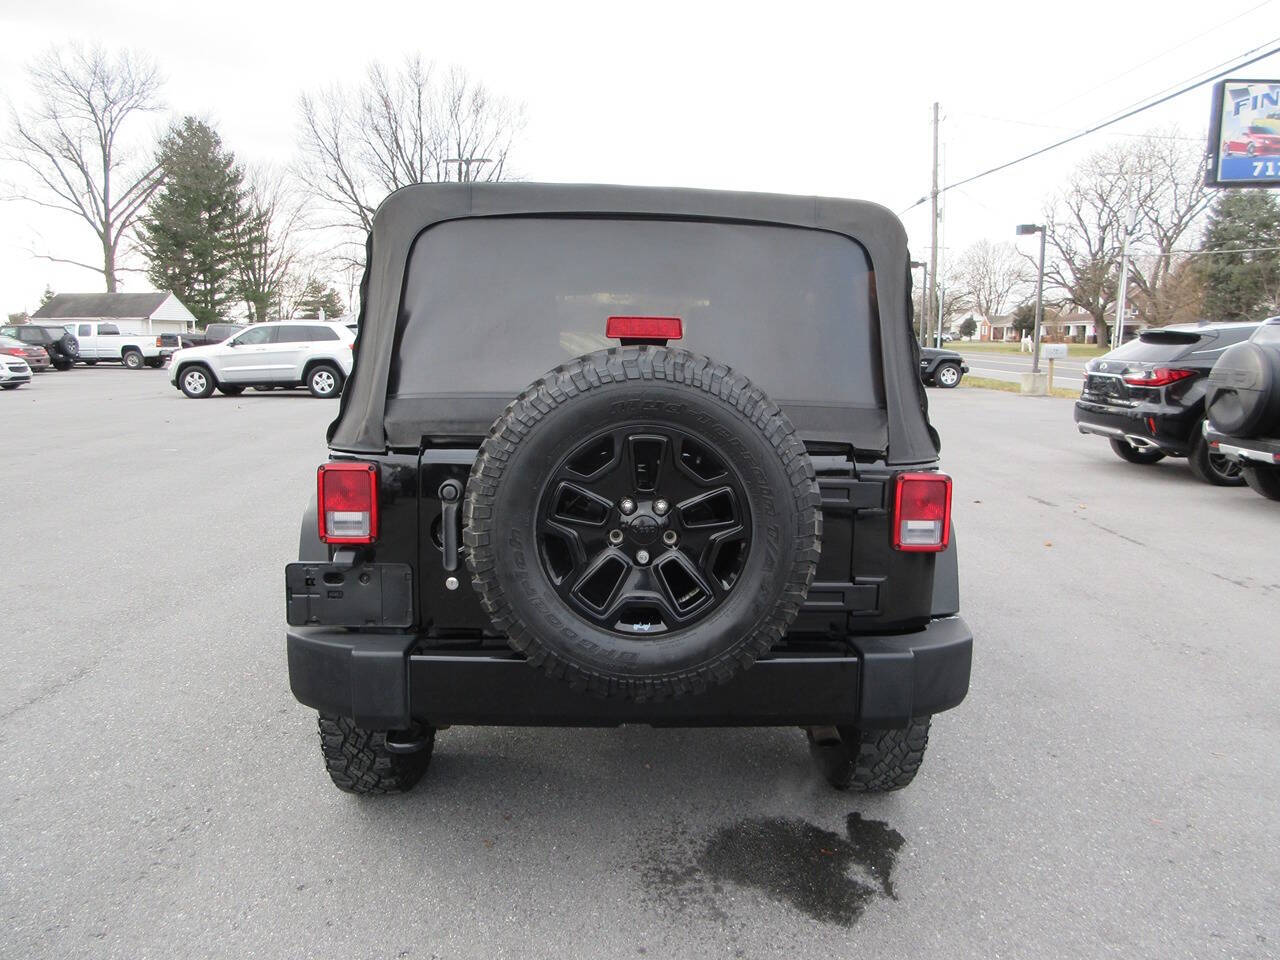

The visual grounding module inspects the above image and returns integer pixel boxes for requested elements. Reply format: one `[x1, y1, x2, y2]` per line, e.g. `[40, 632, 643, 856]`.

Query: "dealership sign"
[1206, 79, 1280, 187]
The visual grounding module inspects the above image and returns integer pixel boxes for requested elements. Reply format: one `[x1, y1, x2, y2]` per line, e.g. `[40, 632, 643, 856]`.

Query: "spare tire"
[1206, 342, 1280, 437]
[61, 332, 79, 358]
[463, 346, 821, 701]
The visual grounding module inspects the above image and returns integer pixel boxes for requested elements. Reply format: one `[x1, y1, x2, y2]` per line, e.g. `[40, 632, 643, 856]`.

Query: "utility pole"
[443, 156, 493, 183]
[928, 102, 940, 348]
[1112, 212, 1134, 350]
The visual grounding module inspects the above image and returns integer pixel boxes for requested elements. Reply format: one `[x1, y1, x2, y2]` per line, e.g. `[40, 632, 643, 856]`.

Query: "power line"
[949, 112, 1204, 142]
[1041, 0, 1274, 117]
[901, 40, 1280, 214]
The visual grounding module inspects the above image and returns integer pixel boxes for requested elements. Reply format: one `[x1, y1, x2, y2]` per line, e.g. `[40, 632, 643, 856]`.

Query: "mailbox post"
[1040, 342, 1068, 391]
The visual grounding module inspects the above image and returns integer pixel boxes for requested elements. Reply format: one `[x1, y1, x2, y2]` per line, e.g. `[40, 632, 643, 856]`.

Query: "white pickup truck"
[63, 321, 176, 369]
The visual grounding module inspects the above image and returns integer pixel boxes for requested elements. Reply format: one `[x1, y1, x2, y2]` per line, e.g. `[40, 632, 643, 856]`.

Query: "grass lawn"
[960, 376, 1079, 400]
[955, 341, 1109, 359]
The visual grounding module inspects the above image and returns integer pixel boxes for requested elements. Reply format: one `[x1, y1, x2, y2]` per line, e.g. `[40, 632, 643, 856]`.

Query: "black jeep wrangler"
[285, 184, 972, 795]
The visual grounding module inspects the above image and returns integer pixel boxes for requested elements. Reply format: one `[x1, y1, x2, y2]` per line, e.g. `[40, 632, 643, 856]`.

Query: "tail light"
[2, 347, 22, 357]
[606, 316, 683, 341]
[1122, 367, 1195, 387]
[156, 337, 163, 347]
[892, 472, 952, 552]
[317, 462, 378, 544]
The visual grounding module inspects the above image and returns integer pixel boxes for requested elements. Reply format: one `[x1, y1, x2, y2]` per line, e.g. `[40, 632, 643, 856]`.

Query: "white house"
[31, 292, 198, 335]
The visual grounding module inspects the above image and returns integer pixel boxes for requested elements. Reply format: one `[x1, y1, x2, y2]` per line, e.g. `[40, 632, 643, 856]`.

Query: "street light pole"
[910, 259, 928, 346]
[1017, 223, 1047, 374]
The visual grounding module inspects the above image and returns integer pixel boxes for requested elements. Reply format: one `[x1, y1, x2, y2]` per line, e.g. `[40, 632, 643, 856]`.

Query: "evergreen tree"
[1200, 190, 1280, 322]
[39, 286, 56, 306]
[293, 278, 346, 319]
[138, 118, 251, 327]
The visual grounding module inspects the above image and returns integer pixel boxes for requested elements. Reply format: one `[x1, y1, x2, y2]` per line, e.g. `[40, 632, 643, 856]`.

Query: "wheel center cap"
[624, 512, 662, 545]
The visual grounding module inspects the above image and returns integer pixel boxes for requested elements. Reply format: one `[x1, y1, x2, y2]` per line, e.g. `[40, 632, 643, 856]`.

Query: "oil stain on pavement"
[639, 813, 904, 926]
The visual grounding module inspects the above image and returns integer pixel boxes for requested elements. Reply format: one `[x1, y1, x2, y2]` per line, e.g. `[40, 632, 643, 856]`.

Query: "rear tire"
[217, 384, 245, 396]
[1243, 464, 1280, 501]
[1109, 438, 1166, 464]
[1188, 428, 1245, 486]
[307, 363, 342, 398]
[807, 718, 932, 792]
[317, 714, 434, 795]
[122, 349, 143, 370]
[1, 383, 22, 390]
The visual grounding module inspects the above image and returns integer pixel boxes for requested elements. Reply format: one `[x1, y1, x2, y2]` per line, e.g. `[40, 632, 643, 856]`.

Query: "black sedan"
[919, 347, 968, 388]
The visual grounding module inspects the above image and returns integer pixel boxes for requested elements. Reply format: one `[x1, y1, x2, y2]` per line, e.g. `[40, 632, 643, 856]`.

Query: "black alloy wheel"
[1188, 426, 1245, 486]
[536, 426, 751, 637]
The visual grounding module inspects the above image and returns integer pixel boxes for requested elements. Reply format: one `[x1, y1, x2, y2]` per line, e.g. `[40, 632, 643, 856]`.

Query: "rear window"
[1108, 329, 1210, 363]
[391, 217, 884, 410]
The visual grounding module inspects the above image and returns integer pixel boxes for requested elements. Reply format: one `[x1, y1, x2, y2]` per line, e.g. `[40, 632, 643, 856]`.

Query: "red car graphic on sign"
[1222, 125, 1280, 157]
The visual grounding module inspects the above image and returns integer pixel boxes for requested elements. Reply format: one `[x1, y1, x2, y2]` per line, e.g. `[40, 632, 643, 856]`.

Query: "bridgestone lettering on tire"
[463, 346, 821, 701]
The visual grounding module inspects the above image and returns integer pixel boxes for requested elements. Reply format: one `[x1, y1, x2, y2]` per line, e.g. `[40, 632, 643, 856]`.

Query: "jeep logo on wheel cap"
[627, 515, 660, 545]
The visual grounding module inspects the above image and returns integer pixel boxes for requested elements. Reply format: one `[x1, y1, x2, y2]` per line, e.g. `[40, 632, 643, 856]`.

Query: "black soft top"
[329, 182, 937, 465]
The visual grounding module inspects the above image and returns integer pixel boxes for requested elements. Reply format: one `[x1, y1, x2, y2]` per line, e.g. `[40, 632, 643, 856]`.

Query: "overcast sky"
[1, 0, 1277, 314]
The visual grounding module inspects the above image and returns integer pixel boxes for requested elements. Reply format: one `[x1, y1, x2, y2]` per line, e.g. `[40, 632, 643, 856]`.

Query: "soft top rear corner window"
[390, 217, 885, 412]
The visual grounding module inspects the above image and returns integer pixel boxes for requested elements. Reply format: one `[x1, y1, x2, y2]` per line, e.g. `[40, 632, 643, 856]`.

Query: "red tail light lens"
[1122, 367, 1195, 387]
[2, 347, 22, 357]
[892, 472, 952, 552]
[317, 462, 378, 544]
[605, 316, 683, 341]
[156, 337, 163, 347]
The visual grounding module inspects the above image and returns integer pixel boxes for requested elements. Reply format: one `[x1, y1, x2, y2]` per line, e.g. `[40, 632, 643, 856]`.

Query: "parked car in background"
[180, 323, 246, 349]
[1074, 322, 1260, 485]
[0, 324, 78, 370]
[0, 335, 50, 372]
[169, 321, 355, 398]
[0, 353, 31, 389]
[919, 346, 968, 388]
[1204, 317, 1280, 502]
[63, 321, 175, 369]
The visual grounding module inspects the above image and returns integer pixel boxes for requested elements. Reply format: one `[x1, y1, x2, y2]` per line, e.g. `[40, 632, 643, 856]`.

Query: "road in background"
[959, 348, 1089, 389]
[2, 370, 1276, 960]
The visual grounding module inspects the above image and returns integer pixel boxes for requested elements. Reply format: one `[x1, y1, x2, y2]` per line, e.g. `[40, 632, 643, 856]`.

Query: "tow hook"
[438, 480, 463, 573]
[383, 726, 432, 755]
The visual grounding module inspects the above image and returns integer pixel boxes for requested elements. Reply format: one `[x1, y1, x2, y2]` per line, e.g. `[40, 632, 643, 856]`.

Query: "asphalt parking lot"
[2, 368, 1277, 960]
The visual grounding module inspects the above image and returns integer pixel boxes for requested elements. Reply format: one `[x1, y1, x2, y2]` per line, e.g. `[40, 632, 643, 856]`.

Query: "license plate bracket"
[285, 562, 413, 627]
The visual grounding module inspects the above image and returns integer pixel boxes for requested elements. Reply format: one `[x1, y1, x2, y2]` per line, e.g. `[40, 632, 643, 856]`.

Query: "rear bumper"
[1074, 400, 1193, 456]
[287, 616, 973, 730]
[1204, 427, 1280, 465]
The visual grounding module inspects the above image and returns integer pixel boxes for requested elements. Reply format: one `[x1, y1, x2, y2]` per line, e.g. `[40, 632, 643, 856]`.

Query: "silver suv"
[169, 321, 355, 399]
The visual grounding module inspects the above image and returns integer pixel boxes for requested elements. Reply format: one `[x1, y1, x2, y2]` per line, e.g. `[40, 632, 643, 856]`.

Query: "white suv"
[169, 321, 355, 399]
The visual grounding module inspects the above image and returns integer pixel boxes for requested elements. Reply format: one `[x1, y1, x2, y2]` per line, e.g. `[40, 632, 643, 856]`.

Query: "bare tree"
[1126, 135, 1213, 326]
[1043, 132, 1212, 341]
[949, 240, 1028, 321]
[297, 57, 523, 242]
[235, 167, 306, 322]
[2, 45, 165, 291]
